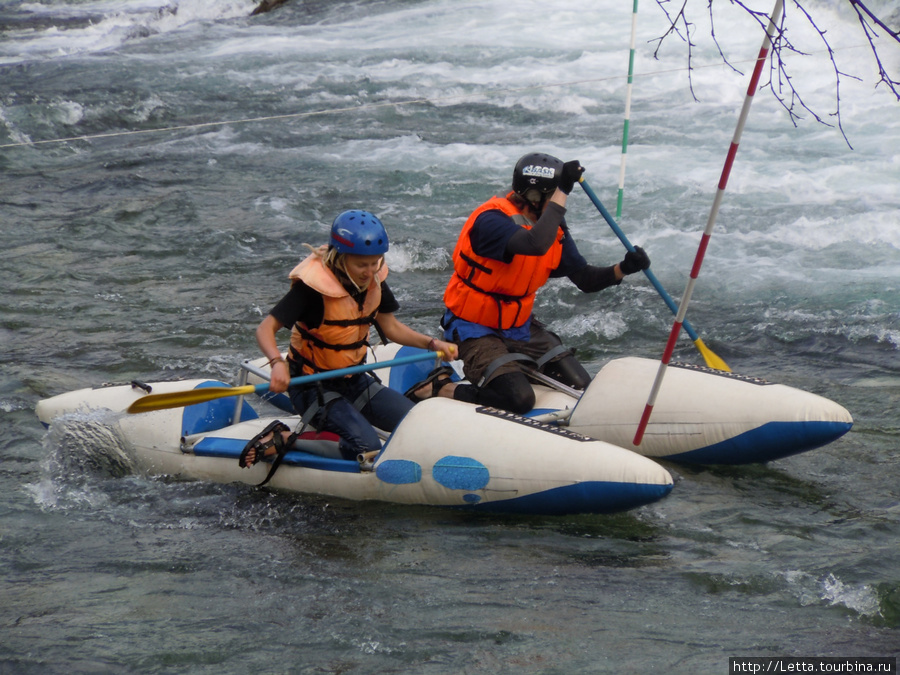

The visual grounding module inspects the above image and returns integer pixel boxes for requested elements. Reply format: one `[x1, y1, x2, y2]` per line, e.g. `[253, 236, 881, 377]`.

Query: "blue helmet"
[329, 210, 389, 255]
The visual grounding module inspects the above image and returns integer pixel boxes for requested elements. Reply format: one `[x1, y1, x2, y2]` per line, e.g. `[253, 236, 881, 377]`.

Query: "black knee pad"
[543, 355, 591, 390]
[487, 372, 536, 414]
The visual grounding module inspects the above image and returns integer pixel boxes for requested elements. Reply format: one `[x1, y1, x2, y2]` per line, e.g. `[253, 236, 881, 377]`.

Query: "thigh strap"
[351, 379, 387, 412]
[477, 343, 571, 387]
[477, 353, 536, 387]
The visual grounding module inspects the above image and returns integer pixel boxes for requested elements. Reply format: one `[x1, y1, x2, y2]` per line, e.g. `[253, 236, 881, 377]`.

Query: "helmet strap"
[331, 253, 384, 295]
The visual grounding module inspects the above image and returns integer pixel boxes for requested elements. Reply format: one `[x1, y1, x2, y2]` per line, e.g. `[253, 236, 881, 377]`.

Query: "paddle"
[579, 177, 731, 372]
[126, 350, 443, 414]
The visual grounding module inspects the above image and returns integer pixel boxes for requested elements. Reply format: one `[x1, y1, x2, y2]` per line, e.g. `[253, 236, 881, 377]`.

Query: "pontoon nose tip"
[34, 399, 52, 427]
[618, 463, 674, 511]
[818, 398, 854, 441]
[619, 477, 675, 512]
[837, 403, 853, 425]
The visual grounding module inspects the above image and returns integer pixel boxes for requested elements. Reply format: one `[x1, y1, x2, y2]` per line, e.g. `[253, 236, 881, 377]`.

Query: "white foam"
[1, 0, 256, 64]
[4, 0, 897, 321]
[783, 569, 884, 619]
[385, 240, 451, 274]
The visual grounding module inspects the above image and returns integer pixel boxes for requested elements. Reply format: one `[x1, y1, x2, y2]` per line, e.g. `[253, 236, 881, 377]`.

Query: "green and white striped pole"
[616, 0, 640, 220]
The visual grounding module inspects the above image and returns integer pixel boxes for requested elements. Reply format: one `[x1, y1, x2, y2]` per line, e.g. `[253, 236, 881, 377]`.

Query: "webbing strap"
[258, 385, 348, 487]
[257, 423, 303, 488]
[300, 391, 343, 429]
[535, 344, 570, 369]
[476, 344, 571, 387]
[352, 379, 386, 412]
[477, 353, 537, 387]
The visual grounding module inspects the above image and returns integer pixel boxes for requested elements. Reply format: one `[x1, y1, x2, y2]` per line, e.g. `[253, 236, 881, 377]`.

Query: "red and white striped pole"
[633, 0, 785, 446]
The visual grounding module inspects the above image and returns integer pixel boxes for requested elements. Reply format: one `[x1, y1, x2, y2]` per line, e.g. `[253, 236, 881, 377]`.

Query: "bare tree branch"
[652, 0, 900, 147]
[651, 0, 702, 101]
[847, 0, 900, 96]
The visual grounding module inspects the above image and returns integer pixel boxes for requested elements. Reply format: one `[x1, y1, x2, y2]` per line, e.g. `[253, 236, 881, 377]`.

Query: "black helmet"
[512, 152, 563, 199]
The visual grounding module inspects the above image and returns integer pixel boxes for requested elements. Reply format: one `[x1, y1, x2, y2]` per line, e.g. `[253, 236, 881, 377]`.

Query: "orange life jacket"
[443, 193, 564, 330]
[287, 254, 388, 375]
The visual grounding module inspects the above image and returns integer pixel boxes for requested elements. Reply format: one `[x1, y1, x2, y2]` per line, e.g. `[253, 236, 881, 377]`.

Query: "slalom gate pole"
[616, 0, 639, 220]
[633, 0, 785, 446]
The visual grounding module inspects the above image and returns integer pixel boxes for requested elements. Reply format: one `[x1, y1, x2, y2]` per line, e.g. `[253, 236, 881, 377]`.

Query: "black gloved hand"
[558, 160, 584, 195]
[620, 246, 650, 275]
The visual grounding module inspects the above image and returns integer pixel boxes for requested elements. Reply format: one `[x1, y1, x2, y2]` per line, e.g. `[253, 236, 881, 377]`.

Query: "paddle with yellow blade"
[579, 178, 730, 372]
[126, 350, 443, 414]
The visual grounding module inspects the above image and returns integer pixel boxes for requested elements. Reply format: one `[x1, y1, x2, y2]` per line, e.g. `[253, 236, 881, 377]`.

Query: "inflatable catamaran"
[34, 356, 674, 516]
[34, 344, 851, 516]
[366, 345, 853, 465]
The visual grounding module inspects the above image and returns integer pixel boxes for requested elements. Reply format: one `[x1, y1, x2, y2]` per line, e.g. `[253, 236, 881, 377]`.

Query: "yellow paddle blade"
[693, 338, 731, 372]
[126, 384, 257, 414]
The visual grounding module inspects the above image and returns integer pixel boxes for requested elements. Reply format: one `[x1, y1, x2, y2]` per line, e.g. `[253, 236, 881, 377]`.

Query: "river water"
[2, 0, 898, 672]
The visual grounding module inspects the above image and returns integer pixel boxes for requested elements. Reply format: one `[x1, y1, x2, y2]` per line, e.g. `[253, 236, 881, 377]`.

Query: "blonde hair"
[303, 243, 383, 293]
[302, 243, 339, 268]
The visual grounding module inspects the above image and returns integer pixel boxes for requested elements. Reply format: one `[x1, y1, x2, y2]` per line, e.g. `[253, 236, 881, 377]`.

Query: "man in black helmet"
[407, 152, 650, 414]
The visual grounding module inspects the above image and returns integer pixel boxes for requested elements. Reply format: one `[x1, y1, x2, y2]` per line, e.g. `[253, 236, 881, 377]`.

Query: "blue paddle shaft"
[579, 179, 702, 343]
[252, 350, 440, 394]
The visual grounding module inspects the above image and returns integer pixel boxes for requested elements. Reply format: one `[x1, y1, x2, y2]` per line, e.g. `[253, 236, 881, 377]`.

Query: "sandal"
[404, 366, 455, 403]
[238, 420, 297, 468]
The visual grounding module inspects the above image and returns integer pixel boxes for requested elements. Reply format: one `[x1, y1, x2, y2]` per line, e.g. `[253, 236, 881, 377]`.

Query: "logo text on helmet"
[333, 228, 355, 247]
[521, 164, 556, 179]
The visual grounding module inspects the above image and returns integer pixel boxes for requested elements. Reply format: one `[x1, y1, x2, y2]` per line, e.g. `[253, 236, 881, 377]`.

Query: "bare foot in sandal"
[405, 366, 457, 403]
[239, 420, 296, 468]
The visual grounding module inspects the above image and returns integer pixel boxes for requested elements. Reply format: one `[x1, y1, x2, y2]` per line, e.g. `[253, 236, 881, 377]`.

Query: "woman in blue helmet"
[240, 210, 458, 468]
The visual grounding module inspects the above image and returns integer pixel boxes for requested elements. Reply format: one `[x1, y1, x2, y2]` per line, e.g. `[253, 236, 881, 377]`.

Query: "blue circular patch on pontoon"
[463, 493, 482, 504]
[433, 456, 490, 491]
[376, 459, 422, 485]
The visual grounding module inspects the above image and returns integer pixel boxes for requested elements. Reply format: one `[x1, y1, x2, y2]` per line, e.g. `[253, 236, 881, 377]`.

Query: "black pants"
[450, 322, 590, 415]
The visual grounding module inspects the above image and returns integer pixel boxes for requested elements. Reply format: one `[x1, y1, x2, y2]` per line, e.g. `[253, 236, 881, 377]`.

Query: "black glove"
[620, 246, 650, 275]
[558, 160, 584, 195]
